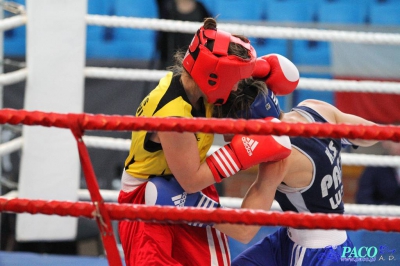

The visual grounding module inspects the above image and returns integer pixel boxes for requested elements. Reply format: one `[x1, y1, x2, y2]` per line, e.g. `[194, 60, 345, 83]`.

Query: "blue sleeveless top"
[275, 106, 352, 214]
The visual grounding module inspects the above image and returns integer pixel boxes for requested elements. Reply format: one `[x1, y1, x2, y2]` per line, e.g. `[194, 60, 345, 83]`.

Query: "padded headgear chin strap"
[183, 26, 256, 105]
[237, 90, 281, 119]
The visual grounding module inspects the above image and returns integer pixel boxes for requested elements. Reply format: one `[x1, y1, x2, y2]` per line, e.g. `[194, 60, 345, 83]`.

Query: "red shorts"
[118, 182, 231, 266]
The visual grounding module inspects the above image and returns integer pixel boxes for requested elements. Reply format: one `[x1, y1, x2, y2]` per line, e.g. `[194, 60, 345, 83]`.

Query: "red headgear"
[183, 26, 257, 105]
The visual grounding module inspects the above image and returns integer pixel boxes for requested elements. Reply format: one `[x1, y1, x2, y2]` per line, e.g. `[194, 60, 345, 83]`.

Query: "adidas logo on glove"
[172, 192, 187, 207]
[242, 137, 259, 156]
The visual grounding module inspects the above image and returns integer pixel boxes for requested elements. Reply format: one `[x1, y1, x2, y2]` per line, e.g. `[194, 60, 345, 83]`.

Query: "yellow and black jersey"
[124, 72, 214, 179]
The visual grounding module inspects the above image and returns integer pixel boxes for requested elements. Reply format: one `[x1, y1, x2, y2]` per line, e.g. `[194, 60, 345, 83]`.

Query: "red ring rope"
[1, 198, 400, 232]
[0, 108, 399, 141]
[1, 108, 399, 266]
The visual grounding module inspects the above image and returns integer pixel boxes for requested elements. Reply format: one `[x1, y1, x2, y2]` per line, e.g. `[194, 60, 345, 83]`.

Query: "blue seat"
[4, 25, 26, 57]
[87, 0, 111, 15]
[88, 0, 159, 59]
[292, 0, 368, 67]
[112, 0, 159, 60]
[86, 37, 119, 59]
[213, 0, 264, 22]
[259, 0, 315, 60]
[315, 0, 367, 24]
[4, 0, 26, 57]
[368, 0, 400, 26]
[292, 40, 331, 66]
[114, 0, 158, 19]
[251, 38, 289, 58]
[264, 0, 314, 23]
[197, 0, 215, 17]
[86, 0, 114, 59]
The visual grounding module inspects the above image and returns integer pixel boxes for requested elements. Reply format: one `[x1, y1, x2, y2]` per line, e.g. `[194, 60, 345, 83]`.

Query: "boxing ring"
[1, 1, 400, 265]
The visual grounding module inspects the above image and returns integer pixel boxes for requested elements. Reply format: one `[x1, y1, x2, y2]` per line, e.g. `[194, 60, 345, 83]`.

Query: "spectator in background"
[156, 0, 211, 70]
[356, 140, 400, 205]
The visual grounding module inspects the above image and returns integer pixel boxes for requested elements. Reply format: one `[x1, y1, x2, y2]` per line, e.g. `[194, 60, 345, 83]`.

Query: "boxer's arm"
[206, 118, 291, 183]
[214, 160, 288, 243]
[299, 99, 378, 147]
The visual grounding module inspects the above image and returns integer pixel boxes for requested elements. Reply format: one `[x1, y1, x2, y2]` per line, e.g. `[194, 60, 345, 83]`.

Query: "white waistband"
[121, 170, 146, 192]
[287, 227, 347, 249]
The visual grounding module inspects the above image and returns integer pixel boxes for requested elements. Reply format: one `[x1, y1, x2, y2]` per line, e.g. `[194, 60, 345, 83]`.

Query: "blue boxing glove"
[145, 176, 221, 227]
[236, 89, 281, 119]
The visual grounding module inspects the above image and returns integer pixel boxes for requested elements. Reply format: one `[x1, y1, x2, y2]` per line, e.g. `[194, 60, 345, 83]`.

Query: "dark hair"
[213, 78, 268, 118]
[203, 17, 251, 60]
[168, 17, 252, 75]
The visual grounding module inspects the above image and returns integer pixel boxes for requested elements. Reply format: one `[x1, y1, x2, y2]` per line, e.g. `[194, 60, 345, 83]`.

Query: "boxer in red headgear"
[183, 23, 256, 104]
[118, 17, 293, 266]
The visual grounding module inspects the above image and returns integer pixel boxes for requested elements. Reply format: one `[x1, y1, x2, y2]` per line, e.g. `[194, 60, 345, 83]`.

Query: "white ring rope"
[3, 15, 400, 93]
[83, 16, 400, 93]
[2, 66, 399, 94]
[0, 136, 23, 157]
[297, 78, 400, 94]
[85, 67, 400, 94]
[0, 14, 26, 32]
[5, 14, 400, 46]
[0, 68, 27, 85]
[343, 203, 400, 217]
[83, 136, 400, 168]
[86, 15, 400, 45]
[84, 67, 169, 81]
[341, 153, 400, 167]
[1, 136, 398, 167]
[3, 189, 400, 217]
[82, 135, 131, 151]
[220, 197, 400, 217]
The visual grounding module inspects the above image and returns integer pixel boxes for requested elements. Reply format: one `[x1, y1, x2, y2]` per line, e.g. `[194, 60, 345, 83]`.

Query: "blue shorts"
[232, 227, 356, 266]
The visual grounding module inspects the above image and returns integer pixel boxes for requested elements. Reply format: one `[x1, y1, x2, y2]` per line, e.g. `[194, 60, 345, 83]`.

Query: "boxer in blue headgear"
[214, 78, 282, 120]
[239, 89, 281, 119]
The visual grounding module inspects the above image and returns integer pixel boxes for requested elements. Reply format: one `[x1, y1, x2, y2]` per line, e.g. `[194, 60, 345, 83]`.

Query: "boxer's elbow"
[214, 224, 260, 244]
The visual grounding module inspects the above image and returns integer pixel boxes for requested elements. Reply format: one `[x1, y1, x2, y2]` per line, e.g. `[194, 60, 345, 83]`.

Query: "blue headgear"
[237, 89, 281, 119]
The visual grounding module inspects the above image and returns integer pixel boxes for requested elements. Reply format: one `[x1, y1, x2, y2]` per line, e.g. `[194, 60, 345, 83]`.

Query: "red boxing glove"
[252, 54, 300, 96]
[206, 118, 291, 183]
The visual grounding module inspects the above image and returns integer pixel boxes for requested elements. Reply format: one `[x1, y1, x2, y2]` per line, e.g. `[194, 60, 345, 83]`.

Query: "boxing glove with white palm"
[252, 54, 300, 95]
